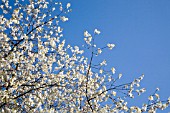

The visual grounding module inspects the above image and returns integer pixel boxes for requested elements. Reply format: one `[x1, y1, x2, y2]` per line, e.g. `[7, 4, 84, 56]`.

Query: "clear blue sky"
[62, 0, 170, 112]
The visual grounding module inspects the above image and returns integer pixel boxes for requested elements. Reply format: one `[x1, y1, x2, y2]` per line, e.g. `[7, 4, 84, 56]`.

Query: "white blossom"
[98, 48, 102, 54]
[94, 29, 101, 34]
[118, 73, 122, 79]
[155, 93, 160, 99]
[99, 69, 103, 74]
[84, 31, 91, 37]
[112, 91, 116, 96]
[67, 3, 71, 9]
[111, 67, 116, 74]
[60, 16, 69, 22]
[107, 43, 115, 50]
[148, 96, 154, 101]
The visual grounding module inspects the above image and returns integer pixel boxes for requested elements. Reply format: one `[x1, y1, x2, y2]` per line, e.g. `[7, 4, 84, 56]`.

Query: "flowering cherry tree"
[0, 0, 170, 112]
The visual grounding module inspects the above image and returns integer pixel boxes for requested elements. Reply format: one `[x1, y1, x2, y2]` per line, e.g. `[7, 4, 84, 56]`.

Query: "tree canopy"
[0, 0, 170, 112]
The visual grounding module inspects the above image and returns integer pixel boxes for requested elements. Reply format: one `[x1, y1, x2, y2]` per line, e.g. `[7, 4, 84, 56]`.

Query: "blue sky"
[62, 0, 170, 112]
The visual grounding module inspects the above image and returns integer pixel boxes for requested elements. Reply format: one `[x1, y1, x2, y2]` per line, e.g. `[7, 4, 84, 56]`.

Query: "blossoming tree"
[0, 0, 169, 112]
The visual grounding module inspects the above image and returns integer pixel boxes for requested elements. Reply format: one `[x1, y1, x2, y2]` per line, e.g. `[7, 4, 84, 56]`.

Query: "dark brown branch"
[0, 83, 65, 109]
[88, 82, 132, 101]
[0, 103, 6, 109]
[85, 51, 94, 112]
